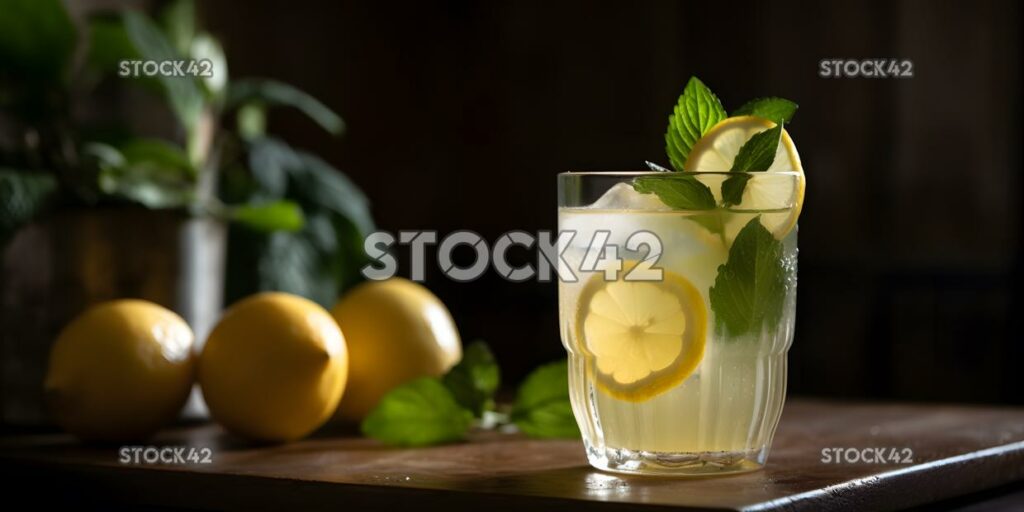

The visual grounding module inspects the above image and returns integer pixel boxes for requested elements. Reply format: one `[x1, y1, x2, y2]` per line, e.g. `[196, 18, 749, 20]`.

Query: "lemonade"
[558, 196, 798, 474]
[557, 77, 805, 475]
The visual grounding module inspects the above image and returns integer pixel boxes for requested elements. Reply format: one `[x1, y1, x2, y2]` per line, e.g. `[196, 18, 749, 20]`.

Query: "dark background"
[198, 0, 1022, 403]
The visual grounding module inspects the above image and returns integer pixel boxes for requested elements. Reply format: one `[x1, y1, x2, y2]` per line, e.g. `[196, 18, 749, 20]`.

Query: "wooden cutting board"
[2, 399, 1023, 511]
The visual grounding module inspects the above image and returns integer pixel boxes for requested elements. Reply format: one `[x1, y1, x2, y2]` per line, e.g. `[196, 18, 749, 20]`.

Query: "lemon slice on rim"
[684, 115, 805, 239]
[575, 261, 707, 402]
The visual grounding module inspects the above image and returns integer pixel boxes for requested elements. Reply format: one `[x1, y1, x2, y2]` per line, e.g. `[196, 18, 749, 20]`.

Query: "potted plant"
[0, 0, 373, 424]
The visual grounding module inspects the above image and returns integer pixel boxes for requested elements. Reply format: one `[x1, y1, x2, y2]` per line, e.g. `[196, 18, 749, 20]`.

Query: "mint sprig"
[708, 218, 791, 337]
[361, 378, 474, 447]
[361, 342, 579, 446]
[722, 123, 783, 206]
[633, 173, 716, 210]
[442, 340, 500, 415]
[665, 77, 727, 170]
[730, 123, 782, 173]
[510, 360, 580, 439]
[732, 97, 798, 124]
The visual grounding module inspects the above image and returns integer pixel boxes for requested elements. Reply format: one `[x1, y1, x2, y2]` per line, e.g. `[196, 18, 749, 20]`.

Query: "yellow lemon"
[45, 300, 195, 442]
[199, 292, 347, 442]
[575, 261, 707, 402]
[330, 278, 461, 422]
[684, 115, 805, 239]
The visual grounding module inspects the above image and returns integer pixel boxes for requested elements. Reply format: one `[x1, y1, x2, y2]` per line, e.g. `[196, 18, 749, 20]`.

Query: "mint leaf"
[442, 340, 500, 416]
[514, 399, 579, 439]
[511, 360, 580, 439]
[665, 77, 727, 170]
[722, 124, 782, 207]
[732, 97, 798, 124]
[709, 218, 790, 337]
[720, 175, 750, 207]
[730, 124, 781, 173]
[361, 378, 473, 447]
[633, 174, 716, 210]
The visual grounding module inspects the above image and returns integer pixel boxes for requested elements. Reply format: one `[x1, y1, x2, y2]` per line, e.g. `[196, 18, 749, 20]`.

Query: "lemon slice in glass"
[575, 261, 707, 402]
[684, 115, 805, 239]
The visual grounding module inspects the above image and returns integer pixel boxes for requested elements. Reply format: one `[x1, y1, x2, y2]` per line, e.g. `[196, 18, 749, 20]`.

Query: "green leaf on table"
[361, 378, 474, 447]
[665, 77, 727, 171]
[0, 0, 75, 81]
[511, 360, 579, 439]
[232, 200, 305, 232]
[227, 79, 345, 135]
[709, 217, 790, 337]
[633, 173, 716, 210]
[442, 341, 500, 415]
[731, 97, 798, 124]
[722, 123, 782, 207]
[122, 11, 203, 130]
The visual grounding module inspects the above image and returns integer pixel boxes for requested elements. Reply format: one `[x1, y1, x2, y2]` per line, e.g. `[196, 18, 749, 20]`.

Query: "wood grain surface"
[2, 399, 1023, 511]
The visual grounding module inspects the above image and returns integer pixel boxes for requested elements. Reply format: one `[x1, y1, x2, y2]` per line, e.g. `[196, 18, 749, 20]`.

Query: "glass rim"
[559, 170, 804, 177]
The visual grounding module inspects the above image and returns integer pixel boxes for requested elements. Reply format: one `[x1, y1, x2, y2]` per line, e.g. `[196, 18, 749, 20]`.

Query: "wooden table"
[2, 399, 1023, 511]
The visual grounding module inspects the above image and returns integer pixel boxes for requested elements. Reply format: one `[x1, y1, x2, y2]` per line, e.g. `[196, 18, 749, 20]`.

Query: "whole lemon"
[331, 278, 461, 421]
[45, 300, 195, 442]
[199, 292, 347, 442]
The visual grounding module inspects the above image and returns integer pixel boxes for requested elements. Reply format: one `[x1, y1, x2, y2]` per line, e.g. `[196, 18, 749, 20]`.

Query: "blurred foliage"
[0, 169, 57, 246]
[223, 137, 372, 306]
[0, 0, 373, 305]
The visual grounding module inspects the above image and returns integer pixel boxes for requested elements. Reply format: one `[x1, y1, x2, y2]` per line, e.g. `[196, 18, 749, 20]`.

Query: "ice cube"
[589, 182, 668, 210]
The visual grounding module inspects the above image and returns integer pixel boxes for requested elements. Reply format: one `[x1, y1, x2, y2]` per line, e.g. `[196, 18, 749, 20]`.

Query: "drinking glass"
[557, 171, 802, 475]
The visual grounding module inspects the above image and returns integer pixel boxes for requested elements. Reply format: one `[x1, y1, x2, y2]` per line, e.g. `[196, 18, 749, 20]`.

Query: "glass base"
[585, 441, 768, 476]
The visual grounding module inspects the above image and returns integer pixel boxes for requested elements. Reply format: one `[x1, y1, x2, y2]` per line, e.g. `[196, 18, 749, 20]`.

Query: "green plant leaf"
[86, 16, 138, 72]
[160, 0, 195, 56]
[511, 360, 580, 439]
[224, 138, 374, 306]
[442, 341, 500, 415]
[245, 136, 295, 197]
[0, 169, 59, 245]
[122, 10, 203, 130]
[236, 103, 267, 140]
[361, 378, 474, 447]
[190, 33, 227, 98]
[632, 173, 716, 210]
[119, 138, 194, 176]
[0, 0, 75, 81]
[287, 149, 374, 236]
[721, 174, 750, 207]
[230, 219, 338, 305]
[732, 97, 798, 124]
[709, 217, 791, 337]
[721, 123, 782, 207]
[232, 200, 305, 232]
[665, 77, 727, 170]
[729, 124, 781, 173]
[88, 139, 195, 209]
[227, 79, 345, 135]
